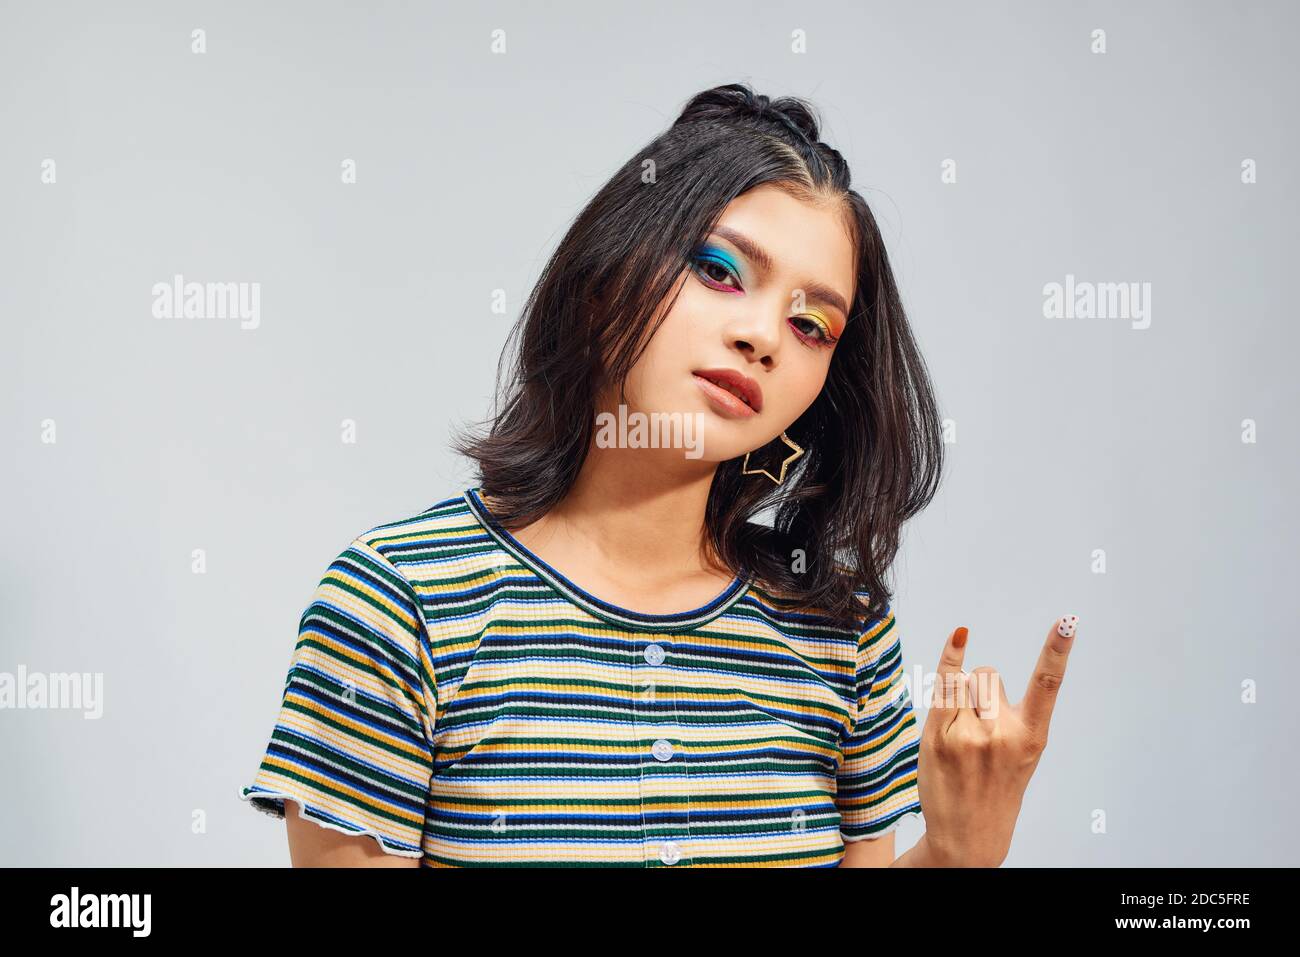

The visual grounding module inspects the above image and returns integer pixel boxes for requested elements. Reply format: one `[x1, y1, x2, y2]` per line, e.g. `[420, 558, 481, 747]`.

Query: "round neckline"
[462, 486, 751, 632]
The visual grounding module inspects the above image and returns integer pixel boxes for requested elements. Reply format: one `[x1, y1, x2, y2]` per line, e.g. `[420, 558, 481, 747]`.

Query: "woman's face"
[616, 182, 858, 464]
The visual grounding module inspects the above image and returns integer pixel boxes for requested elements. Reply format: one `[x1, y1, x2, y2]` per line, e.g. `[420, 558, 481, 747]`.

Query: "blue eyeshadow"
[698, 244, 740, 276]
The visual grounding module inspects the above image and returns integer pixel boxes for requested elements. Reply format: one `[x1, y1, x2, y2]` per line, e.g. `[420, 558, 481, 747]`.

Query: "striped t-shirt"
[238, 487, 922, 867]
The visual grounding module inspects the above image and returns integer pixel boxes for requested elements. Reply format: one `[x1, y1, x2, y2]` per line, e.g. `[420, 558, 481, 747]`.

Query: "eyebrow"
[710, 225, 852, 319]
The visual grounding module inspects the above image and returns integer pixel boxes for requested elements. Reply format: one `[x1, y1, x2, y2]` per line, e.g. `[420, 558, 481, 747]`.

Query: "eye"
[790, 315, 839, 348]
[690, 252, 741, 291]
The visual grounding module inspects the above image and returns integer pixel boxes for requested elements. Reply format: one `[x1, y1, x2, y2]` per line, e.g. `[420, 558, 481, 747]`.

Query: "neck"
[575, 448, 727, 575]
[489, 440, 731, 589]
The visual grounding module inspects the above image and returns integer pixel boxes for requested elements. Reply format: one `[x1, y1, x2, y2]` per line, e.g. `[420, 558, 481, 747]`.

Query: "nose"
[723, 299, 786, 367]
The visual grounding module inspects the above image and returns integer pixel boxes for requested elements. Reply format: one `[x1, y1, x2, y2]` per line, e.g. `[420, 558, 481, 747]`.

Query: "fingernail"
[953, 626, 969, 648]
[1057, 614, 1079, 639]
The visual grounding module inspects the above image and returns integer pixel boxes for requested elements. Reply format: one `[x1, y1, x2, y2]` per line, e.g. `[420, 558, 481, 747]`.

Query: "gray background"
[2, 0, 1295, 866]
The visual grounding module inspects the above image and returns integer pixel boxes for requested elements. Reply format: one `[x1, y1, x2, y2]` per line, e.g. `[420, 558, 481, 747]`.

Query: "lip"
[692, 367, 763, 417]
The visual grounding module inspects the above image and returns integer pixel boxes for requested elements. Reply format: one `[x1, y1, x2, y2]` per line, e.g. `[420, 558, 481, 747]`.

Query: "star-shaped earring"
[741, 431, 805, 485]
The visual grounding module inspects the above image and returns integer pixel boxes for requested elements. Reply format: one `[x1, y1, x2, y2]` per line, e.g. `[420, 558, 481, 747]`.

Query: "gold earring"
[741, 431, 805, 486]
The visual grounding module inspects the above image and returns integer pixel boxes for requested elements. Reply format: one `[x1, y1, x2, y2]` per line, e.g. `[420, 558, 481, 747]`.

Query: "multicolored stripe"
[239, 488, 922, 866]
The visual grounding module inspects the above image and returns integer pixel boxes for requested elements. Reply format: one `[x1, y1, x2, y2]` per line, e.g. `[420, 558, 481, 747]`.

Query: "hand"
[913, 616, 1079, 867]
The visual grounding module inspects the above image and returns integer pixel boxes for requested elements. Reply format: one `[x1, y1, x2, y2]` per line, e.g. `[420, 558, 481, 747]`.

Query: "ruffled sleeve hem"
[840, 805, 924, 843]
[237, 785, 424, 859]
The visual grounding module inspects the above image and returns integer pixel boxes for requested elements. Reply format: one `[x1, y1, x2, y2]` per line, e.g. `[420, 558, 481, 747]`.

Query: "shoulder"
[348, 489, 477, 571]
[852, 588, 893, 630]
[740, 533, 883, 630]
[327, 488, 513, 626]
[742, 578, 870, 646]
[302, 490, 477, 604]
[743, 574, 882, 633]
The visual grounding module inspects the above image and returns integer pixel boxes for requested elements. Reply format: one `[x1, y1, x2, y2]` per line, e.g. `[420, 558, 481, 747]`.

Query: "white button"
[659, 840, 681, 865]
[644, 643, 665, 666]
[651, 738, 673, 761]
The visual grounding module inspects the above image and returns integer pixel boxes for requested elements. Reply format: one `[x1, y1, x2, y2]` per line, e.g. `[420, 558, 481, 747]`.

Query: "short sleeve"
[237, 537, 437, 858]
[836, 601, 924, 841]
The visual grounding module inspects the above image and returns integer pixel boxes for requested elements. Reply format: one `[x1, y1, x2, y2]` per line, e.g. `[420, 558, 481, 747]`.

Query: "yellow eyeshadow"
[805, 311, 838, 338]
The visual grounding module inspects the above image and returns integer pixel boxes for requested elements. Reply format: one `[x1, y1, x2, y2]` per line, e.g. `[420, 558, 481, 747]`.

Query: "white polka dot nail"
[1057, 614, 1079, 639]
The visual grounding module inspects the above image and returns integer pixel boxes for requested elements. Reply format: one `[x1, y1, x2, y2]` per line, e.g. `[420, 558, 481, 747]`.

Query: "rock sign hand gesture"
[914, 615, 1079, 867]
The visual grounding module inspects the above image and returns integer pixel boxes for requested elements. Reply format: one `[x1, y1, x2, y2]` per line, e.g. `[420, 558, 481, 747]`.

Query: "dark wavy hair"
[452, 83, 944, 631]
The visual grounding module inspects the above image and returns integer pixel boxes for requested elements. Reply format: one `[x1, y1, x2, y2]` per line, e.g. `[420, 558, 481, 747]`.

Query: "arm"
[839, 832, 947, 867]
[284, 800, 421, 868]
[839, 832, 896, 867]
[836, 603, 926, 864]
[239, 539, 437, 867]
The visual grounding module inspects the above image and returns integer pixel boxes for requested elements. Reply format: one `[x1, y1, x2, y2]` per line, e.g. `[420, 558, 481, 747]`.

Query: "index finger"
[1020, 614, 1078, 736]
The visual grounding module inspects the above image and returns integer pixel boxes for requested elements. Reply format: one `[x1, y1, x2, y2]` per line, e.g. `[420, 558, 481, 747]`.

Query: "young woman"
[238, 83, 1079, 868]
